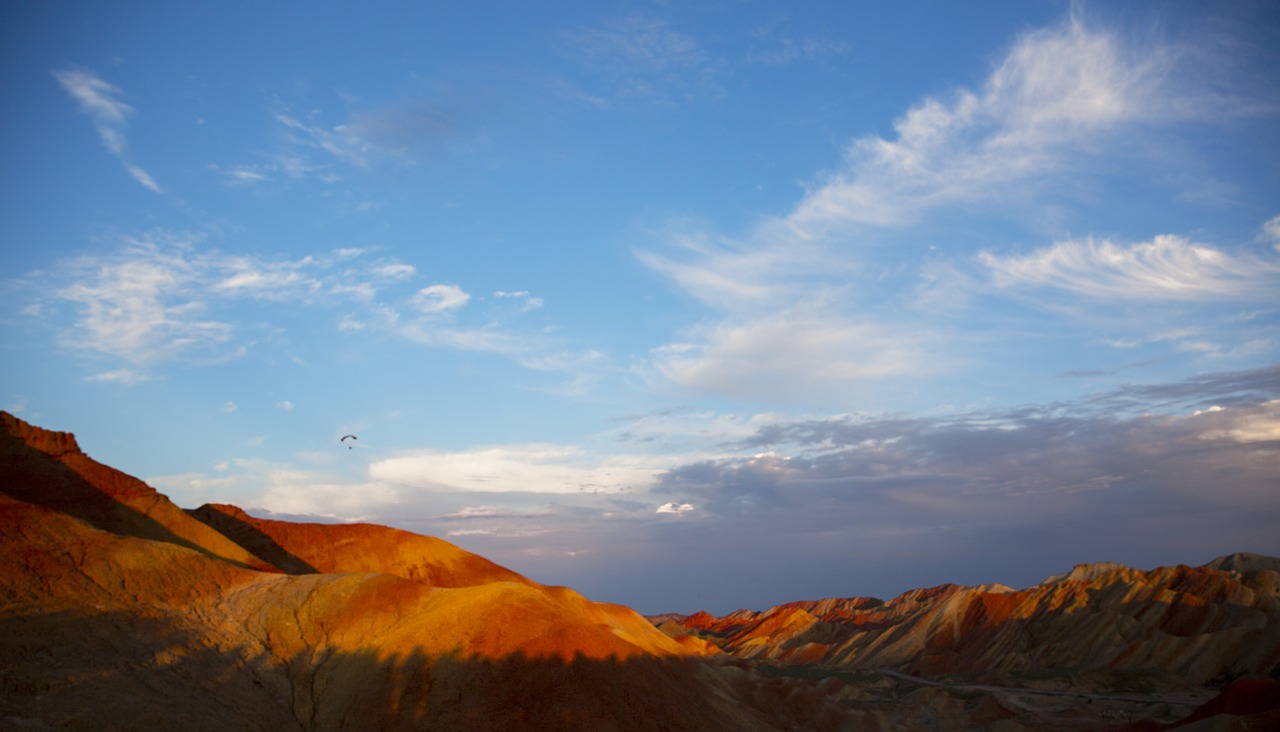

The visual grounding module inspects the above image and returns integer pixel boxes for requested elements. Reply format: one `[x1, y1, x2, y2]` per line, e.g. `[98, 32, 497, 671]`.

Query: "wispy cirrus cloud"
[369, 444, 665, 495]
[559, 15, 722, 104]
[222, 88, 483, 187]
[53, 68, 162, 193]
[23, 232, 595, 386]
[84, 369, 152, 385]
[980, 233, 1280, 301]
[747, 22, 850, 67]
[54, 236, 233, 364]
[27, 234, 414, 368]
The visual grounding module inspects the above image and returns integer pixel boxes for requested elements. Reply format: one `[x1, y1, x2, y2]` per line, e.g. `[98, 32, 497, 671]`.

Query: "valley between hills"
[2, 410, 1278, 731]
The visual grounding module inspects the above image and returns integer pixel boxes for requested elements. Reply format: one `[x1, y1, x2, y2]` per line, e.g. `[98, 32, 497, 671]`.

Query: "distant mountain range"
[2, 410, 1277, 731]
[648, 553, 1280, 682]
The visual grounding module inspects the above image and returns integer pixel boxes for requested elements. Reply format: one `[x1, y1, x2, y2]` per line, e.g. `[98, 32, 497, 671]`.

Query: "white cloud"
[656, 501, 695, 514]
[53, 68, 162, 193]
[214, 263, 308, 298]
[373, 262, 416, 280]
[789, 14, 1185, 234]
[1194, 400, 1280, 443]
[1265, 215, 1280, 249]
[561, 15, 720, 103]
[274, 110, 370, 168]
[33, 235, 440, 370]
[444, 506, 502, 519]
[413, 284, 470, 313]
[154, 457, 402, 520]
[495, 290, 544, 312]
[53, 68, 132, 153]
[222, 401, 237, 413]
[55, 237, 234, 364]
[125, 164, 163, 194]
[980, 234, 1280, 301]
[223, 165, 269, 184]
[260, 476, 402, 519]
[445, 527, 548, 538]
[83, 369, 151, 385]
[653, 307, 942, 403]
[276, 400, 295, 411]
[370, 444, 664, 495]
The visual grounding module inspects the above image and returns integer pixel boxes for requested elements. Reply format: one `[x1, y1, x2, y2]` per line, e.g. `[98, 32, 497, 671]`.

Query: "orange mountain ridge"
[654, 558, 1280, 681]
[3, 410, 1278, 731]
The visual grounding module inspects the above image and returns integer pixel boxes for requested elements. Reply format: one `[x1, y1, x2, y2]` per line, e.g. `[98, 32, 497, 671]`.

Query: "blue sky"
[3, 1, 1279, 614]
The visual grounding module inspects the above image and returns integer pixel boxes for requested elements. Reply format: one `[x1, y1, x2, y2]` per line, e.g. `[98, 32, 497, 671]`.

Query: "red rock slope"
[0, 412, 759, 732]
[1, 411, 276, 572]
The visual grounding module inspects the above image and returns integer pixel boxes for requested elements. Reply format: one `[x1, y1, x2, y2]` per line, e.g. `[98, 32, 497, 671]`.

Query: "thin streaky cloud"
[53, 68, 162, 193]
[1265, 215, 1280, 247]
[125, 164, 162, 193]
[53, 68, 132, 153]
[980, 233, 1280, 301]
[368, 444, 666, 495]
[560, 15, 722, 103]
[84, 369, 152, 385]
[565, 15, 707, 75]
[274, 110, 370, 168]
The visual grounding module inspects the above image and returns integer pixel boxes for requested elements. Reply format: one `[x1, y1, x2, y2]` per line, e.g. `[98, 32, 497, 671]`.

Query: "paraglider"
[341, 434, 357, 449]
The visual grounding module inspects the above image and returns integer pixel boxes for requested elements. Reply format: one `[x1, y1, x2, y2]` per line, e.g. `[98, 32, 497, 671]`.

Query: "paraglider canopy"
[341, 434, 357, 449]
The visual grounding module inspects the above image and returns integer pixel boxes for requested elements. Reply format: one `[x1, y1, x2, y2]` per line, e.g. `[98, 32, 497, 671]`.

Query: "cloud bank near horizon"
[145, 364, 1278, 613]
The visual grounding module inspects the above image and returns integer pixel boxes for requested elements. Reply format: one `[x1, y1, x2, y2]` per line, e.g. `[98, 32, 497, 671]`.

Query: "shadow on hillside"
[10, 604, 1250, 732]
[0, 432, 219, 560]
[0, 608, 862, 732]
[186, 504, 319, 574]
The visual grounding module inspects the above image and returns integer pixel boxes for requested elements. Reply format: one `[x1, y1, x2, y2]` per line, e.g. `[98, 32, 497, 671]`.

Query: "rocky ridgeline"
[655, 557, 1280, 682]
